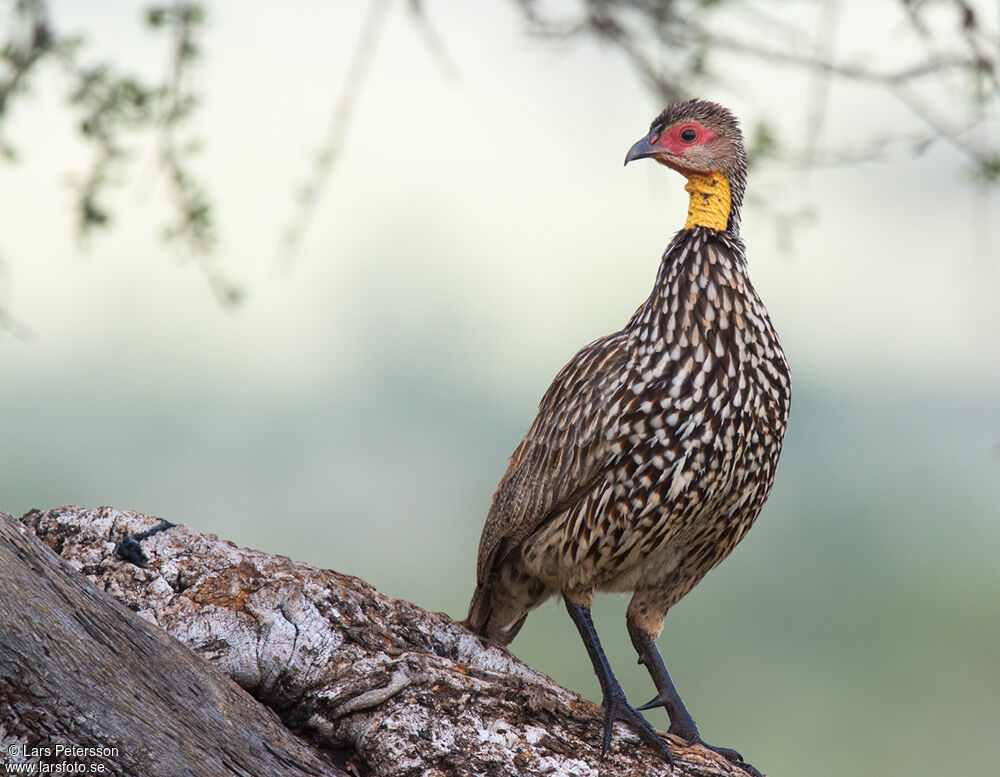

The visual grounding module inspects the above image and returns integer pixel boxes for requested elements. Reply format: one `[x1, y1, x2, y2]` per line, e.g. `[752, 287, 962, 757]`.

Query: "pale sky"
[3, 0, 998, 404]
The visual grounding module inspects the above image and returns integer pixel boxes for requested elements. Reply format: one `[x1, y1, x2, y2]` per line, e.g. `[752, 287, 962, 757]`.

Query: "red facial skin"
[648, 122, 717, 176]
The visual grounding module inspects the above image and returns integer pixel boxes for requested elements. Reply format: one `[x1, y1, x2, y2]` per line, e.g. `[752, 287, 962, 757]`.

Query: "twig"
[279, 0, 392, 270]
[406, 0, 461, 83]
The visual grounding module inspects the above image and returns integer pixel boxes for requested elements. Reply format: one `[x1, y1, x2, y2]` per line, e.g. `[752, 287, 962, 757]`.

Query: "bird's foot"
[691, 742, 761, 777]
[598, 688, 673, 764]
[631, 709, 762, 776]
[668, 728, 761, 777]
[115, 519, 175, 567]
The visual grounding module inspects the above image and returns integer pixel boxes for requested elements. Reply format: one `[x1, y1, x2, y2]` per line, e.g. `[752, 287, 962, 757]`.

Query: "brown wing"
[474, 330, 629, 590]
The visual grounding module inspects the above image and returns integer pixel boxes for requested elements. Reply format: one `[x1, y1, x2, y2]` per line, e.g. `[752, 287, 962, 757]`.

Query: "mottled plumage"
[466, 100, 790, 772]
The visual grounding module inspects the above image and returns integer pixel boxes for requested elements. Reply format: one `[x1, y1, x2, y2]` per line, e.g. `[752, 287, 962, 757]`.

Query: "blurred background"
[1, 1, 998, 775]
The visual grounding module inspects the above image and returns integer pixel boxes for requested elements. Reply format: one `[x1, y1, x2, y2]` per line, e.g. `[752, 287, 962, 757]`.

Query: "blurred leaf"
[146, 7, 169, 28]
[81, 196, 109, 228]
[971, 153, 1000, 185]
[747, 121, 780, 170]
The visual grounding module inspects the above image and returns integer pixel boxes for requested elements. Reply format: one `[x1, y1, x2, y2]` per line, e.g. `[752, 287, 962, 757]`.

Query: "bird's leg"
[626, 616, 699, 736]
[115, 519, 175, 567]
[627, 614, 763, 777]
[563, 597, 673, 763]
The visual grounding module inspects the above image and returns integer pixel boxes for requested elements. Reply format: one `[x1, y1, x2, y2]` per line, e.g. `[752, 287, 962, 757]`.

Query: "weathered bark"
[0, 509, 346, 777]
[2, 506, 764, 777]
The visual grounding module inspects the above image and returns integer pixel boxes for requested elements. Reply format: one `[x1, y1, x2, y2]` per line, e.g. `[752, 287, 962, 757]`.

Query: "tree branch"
[3, 506, 761, 777]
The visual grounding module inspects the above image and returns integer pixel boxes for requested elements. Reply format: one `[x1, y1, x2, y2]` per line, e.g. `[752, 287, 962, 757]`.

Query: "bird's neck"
[631, 228, 748, 346]
[683, 172, 731, 232]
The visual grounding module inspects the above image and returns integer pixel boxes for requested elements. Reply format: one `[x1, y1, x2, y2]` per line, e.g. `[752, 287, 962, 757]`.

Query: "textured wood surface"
[0, 509, 345, 777]
[2, 506, 764, 777]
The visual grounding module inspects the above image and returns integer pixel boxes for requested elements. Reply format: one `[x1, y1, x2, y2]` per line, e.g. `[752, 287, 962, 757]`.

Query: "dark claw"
[735, 762, 763, 777]
[689, 738, 762, 777]
[636, 694, 669, 712]
[599, 690, 673, 764]
[114, 519, 176, 567]
[601, 700, 614, 757]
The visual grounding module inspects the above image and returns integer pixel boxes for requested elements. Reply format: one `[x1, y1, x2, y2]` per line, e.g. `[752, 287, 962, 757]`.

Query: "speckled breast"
[519, 228, 790, 595]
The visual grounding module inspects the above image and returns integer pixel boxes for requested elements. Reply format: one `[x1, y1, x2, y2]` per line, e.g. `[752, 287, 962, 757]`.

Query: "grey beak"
[624, 132, 659, 166]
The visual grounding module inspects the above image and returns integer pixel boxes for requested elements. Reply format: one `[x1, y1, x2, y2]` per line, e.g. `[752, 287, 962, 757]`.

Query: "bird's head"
[625, 99, 747, 233]
[624, 99, 744, 177]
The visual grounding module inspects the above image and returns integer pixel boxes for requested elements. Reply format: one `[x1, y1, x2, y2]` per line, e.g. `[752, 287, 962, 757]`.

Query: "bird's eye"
[680, 128, 698, 143]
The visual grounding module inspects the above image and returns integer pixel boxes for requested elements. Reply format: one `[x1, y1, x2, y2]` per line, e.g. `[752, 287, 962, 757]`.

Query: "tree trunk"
[1, 506, 762, 777]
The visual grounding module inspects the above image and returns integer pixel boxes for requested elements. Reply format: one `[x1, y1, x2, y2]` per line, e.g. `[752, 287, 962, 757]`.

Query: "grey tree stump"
[0, 506, 763, 777]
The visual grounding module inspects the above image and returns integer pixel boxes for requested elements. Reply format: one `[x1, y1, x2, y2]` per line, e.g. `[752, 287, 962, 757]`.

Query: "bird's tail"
[463, 582, 527, 647]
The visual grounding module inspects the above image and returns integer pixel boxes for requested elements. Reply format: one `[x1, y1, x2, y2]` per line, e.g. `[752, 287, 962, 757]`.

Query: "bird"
[464, 99, 790, 773]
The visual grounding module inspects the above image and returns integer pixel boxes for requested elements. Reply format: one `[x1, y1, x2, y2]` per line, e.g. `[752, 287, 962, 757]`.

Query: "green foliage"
[746, 121, 779, 171]
[69, 65, 159, 231]
[972, 153, 1000, 184]
[0, 0, 235, 303]
[0, 4, 52, 118]
[146, 7, 170, 29]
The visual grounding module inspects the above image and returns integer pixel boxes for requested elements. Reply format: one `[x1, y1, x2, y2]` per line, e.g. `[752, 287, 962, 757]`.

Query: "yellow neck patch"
[684, 171, 731, 231]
